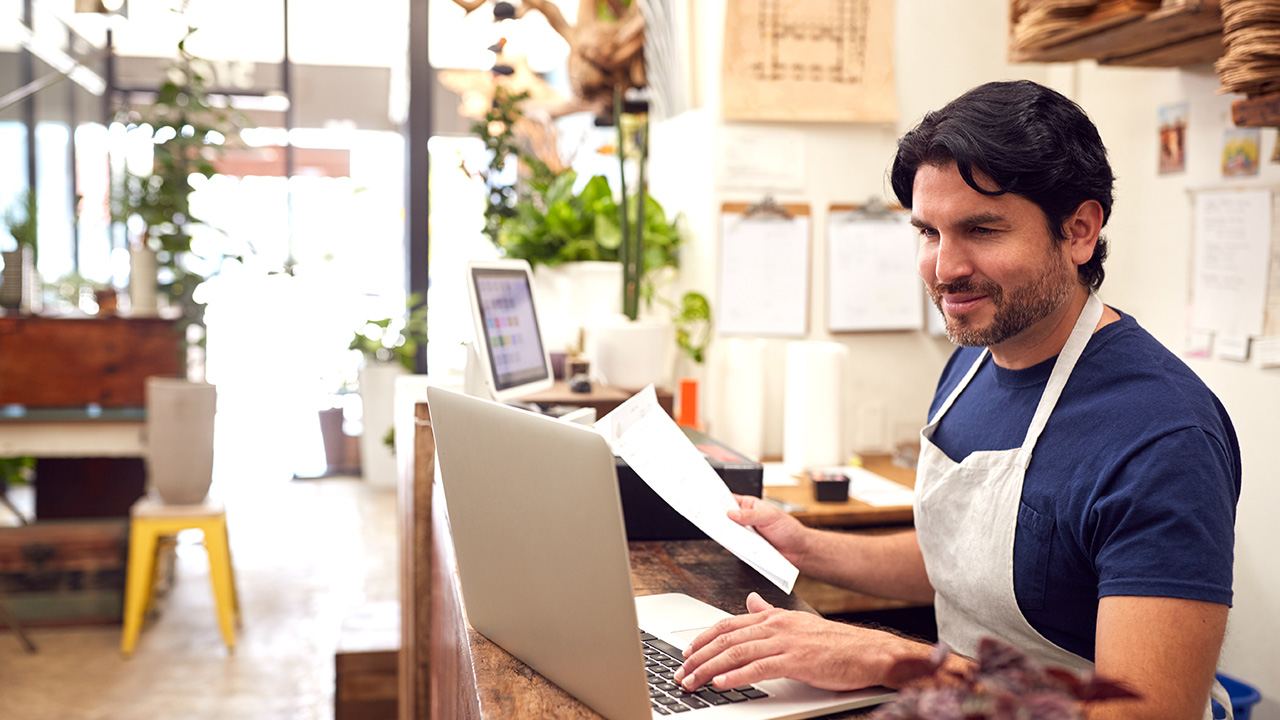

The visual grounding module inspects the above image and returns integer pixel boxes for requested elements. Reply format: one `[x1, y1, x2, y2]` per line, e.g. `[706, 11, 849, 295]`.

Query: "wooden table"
[764, 455, 920, 616]
[763, 455, 915, 529]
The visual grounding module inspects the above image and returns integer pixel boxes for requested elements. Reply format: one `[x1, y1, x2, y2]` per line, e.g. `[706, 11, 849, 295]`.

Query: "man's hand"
[674, 592, 931, 693]
[727, 494, 812, 564]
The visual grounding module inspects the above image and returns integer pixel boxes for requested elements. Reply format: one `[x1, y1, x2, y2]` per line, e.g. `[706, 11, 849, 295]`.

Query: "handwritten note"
[1192, 190, 1272, 336]
[596, 386, 800, 593]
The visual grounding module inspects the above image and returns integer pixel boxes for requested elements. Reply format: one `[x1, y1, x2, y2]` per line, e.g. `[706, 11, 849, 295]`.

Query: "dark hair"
[890, 80, 1115, 291]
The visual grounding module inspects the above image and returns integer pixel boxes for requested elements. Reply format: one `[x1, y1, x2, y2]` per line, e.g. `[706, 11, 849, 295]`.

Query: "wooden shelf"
[1011, 0, 1223, 68]
[1232, 93, 1280, 127]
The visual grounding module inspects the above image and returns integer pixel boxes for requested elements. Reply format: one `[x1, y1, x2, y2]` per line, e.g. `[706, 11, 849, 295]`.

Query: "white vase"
[145, 378, 217, 504]
[358, 362, 407, 488]
[586, 316, 671, 390]
[532, 261, 623, 352]
[129, 242, 159, 317]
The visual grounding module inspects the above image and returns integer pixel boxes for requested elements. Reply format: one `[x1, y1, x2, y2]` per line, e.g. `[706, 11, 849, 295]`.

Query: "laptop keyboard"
[641, 631, 768, 714]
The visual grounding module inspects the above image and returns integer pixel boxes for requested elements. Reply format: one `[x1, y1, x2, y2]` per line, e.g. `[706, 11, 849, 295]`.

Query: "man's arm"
[1088, 596, 1228, 720]
[730, 495, 935, 604]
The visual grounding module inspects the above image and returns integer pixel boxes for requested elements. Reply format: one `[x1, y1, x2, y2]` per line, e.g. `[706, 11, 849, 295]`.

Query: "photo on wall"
[1158, 102, 1187, 175]
[1223, 127, 1262, 177]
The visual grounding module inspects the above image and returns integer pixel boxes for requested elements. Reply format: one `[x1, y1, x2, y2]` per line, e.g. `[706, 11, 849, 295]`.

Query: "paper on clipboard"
[595, 386, 800, 594]
[718, 208, 810, 337]
[827, 211, 923, 331]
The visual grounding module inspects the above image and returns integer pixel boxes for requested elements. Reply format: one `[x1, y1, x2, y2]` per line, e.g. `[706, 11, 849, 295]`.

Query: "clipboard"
[717, 199, 811, 337]
[827, 201, 924, 332]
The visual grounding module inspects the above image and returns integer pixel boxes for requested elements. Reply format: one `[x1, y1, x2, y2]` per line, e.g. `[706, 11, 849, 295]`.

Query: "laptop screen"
[469, 264, 553, 396]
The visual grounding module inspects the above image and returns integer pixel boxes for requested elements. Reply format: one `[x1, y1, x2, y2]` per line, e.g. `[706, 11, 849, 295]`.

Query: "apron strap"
[1019, 293, 1105, 460]
[927, 348, 989, 427]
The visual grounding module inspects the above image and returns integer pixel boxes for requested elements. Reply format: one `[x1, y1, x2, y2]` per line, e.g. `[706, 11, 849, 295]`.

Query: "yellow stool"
[120, 496, 240, 656]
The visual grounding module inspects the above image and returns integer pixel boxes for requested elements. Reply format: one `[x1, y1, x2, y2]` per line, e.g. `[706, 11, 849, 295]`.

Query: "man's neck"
[988, 286, 1097, 370]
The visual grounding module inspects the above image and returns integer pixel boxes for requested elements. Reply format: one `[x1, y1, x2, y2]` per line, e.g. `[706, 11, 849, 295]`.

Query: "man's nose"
[931, 235, 973, 284]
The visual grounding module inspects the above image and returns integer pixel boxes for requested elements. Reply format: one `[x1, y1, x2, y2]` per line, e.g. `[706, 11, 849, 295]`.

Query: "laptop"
[427, 385, 894, 719]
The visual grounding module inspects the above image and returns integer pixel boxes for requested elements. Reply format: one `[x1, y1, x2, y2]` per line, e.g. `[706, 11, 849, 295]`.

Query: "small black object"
[568, 373, 592, 393]
[491, 64, 515, 76]
[811, 471, 850, 503]
[493, 1, 516, 20]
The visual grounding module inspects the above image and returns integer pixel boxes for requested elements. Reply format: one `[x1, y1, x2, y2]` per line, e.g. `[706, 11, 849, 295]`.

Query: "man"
[675, 80, 1241, 719]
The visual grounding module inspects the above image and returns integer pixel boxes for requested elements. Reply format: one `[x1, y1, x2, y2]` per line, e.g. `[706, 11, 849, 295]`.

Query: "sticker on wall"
[1256, 337, 1280, 368]
[1185, 329, 1213, 359]
[1215, 334, 1251, 362]
[1158, 103, 1187, 175]
[1223, 127, 1262, 177]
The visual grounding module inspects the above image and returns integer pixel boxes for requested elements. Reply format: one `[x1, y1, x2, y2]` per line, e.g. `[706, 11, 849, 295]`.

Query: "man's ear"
[1064, 200, 1104, 266]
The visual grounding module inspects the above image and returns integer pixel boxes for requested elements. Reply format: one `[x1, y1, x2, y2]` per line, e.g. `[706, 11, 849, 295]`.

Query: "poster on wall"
[721, 0, 896, 122]
[1222, 128, 1262, 177]
[1158, 103, 1187, 175]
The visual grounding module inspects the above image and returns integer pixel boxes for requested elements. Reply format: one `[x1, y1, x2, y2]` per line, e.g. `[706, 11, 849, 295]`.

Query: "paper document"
[596, 387, 800, 594]
[840, 466, 914, 507]
[761, 462, 800, 487]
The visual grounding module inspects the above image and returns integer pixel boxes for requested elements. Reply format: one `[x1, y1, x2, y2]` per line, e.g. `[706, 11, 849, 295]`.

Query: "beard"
[928, 249, 1076, 348]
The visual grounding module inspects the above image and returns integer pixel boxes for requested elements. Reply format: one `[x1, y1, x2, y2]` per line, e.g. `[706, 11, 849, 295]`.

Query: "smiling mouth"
[941, 295, 988, 314]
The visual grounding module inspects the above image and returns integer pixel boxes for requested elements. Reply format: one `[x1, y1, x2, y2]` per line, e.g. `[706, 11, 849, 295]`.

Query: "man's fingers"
[678, 636, 786, 691]
[745, 592, 773, 614]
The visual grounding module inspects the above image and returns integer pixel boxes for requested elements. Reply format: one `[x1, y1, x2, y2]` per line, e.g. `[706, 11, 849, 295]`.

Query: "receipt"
[596, 386, 799, 594]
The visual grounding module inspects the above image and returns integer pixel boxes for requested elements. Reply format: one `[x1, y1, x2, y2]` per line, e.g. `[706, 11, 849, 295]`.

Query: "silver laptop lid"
[427, 385, 651, 720]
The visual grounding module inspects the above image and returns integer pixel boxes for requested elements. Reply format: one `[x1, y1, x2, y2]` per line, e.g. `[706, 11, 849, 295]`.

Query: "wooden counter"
[400, 400, 907, 720]
[515, 380, 674, 419]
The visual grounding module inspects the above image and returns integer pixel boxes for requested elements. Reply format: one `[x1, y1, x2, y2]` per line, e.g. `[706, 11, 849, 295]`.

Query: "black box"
[615, 428, 763, 541]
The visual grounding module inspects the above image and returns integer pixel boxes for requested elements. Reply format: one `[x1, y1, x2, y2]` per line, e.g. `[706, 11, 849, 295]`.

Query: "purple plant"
[870, 638, 1139, 720]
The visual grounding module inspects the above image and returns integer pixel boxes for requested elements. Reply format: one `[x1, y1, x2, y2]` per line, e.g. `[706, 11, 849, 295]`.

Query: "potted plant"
[111, 25, 244, 505]
[348, 295, 428, 487]
[0, 457, 34, 525]
[1, 189, 40, 314]
[111, 25, 245, 368]
[472, 89, 711, 380]
[872, 637, 1137, 719]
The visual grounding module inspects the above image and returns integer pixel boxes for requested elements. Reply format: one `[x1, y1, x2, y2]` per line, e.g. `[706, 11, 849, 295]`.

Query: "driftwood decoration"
[451, 0, 646, 114]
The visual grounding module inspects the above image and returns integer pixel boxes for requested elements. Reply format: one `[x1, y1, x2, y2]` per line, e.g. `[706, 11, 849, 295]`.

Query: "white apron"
[914, 293, 1229, 719]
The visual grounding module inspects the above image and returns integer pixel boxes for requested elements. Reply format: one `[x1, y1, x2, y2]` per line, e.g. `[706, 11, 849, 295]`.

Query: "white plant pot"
[532, 261, 623, 352]
[146, 378, 217, 504]
[587, 316, 671, 390]
[358, 363, 407, 488]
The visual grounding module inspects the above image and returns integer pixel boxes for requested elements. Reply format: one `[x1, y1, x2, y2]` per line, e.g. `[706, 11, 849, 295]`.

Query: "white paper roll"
[719, 338, 767, 461]
[783, 342, 847, 470]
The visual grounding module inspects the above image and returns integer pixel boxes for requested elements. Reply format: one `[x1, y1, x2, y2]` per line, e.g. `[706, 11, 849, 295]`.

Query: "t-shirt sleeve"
[1091, 427, 1238, 606]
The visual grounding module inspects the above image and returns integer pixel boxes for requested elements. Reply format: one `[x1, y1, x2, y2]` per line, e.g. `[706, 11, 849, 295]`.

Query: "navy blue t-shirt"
[927, 309, 1241, 661]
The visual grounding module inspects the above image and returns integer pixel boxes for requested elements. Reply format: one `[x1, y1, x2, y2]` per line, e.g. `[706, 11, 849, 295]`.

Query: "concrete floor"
[0, 476, 398, 720]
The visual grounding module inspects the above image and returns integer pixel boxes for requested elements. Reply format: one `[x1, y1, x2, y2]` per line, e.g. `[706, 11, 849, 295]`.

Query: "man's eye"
[971, 226, 996, 236]
[918, 227, 939, 239]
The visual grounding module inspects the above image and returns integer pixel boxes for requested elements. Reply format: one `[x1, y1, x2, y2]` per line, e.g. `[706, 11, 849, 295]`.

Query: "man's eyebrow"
[958, 212, 1006, 227]
[911, 211, 1007, 229]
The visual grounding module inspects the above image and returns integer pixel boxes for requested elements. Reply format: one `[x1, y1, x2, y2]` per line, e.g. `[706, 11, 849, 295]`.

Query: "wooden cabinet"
[0, 316, 180, 408]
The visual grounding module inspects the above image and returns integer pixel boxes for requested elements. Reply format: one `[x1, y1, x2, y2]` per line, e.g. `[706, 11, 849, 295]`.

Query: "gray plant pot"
[145, 377, 217, 505]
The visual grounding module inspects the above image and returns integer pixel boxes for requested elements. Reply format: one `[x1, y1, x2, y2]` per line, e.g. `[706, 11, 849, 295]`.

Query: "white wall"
[1075, 62, 1280, 717]
[651, 0, 1052, 460]
[650, 1, 1280, 714]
